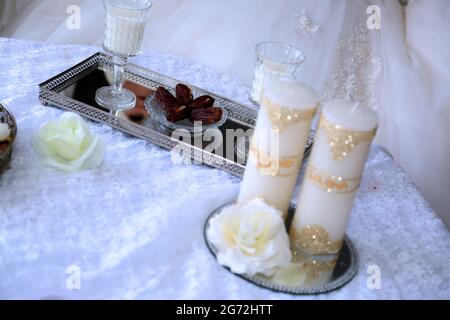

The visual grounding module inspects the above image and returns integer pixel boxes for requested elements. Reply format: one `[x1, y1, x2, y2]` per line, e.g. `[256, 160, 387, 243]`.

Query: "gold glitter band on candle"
[290, 225, 343, 255]
[320, 115, 377, 161]
[261, 96, 317, 132]
[306, 165, 361, 194]
[249, 144, 301, 177]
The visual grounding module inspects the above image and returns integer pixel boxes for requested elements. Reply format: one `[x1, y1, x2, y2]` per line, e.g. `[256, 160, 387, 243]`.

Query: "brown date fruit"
[175, 84, 193, 105]
[188, 95, 215, 110]
[155, 87, 178, 111]
[166, 105, 190, 122]
[189, 107, 223, 125]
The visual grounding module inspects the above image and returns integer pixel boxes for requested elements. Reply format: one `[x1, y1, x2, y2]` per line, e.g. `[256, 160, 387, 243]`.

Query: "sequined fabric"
[322, 23, 382, 111]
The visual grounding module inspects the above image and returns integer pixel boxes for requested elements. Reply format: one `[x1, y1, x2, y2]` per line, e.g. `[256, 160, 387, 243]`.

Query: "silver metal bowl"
[144, 90, 228, 134]
[0, 102, 17, 175]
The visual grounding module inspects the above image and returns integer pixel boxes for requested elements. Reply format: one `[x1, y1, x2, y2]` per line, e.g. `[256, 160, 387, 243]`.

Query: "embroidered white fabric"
[0, 38, 449, 299]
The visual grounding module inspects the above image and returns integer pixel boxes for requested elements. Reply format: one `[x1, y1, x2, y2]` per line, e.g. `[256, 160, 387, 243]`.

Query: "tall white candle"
[291, 100, 378, 254]
[238, 76, 319, 217]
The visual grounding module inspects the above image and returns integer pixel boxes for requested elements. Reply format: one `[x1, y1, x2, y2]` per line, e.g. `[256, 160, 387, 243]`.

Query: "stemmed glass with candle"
[249, 41, 305, 105]
[237, 41, 305, 164]
[95, 0, 152, 113]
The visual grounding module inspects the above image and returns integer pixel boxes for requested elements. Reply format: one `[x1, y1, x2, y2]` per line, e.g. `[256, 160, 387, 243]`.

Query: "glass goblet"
[95, 0, 152, 113]
[249, 41, 305, 105]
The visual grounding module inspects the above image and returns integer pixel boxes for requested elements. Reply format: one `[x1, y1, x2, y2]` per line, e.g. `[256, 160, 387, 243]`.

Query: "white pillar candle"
[291, 100, 378, 255]
[238, 76, 319, 217]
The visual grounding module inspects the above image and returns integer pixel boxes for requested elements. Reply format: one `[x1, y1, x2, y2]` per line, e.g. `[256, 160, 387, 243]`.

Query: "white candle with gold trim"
[238, 76, 319, 217]
[291, 100, 378, 254]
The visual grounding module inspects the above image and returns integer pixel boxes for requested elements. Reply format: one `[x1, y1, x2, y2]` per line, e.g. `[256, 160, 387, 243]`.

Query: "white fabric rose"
[33, 112, 105, 171]
[207, 198, 292, 277]
[0, 123, 11, 142]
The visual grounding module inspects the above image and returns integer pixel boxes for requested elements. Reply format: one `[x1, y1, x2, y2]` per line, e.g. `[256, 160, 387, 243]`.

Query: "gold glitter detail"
[320, 115, 376, 161]
[291, 225, 343, 255]
[261, 96, 317, 132]
[306, 165, 361, 194]
[249, 144, 301, 177]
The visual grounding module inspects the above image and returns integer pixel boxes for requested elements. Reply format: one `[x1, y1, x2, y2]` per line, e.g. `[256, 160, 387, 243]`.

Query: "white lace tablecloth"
[0, 38, 449, 300]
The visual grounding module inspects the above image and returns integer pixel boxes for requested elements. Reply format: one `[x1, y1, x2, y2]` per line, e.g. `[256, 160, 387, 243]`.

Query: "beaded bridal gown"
[2, 0, 449, 226]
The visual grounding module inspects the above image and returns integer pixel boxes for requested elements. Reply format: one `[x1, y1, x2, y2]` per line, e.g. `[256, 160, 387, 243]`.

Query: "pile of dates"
[155, 84, 223, 125]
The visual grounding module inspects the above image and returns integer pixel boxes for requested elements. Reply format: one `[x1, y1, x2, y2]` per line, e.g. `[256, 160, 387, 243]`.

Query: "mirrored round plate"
[0, 102, 17, 175]
[144, 90, 228, 134]
[204, 202, 359, 295]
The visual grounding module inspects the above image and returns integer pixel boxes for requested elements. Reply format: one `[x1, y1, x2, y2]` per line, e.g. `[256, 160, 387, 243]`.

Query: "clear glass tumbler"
[95, 0, 152, 112]
[249, 41, 305, 105]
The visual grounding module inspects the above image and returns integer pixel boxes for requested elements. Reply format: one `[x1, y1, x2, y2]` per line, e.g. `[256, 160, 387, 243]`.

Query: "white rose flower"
[33, 112, 105, 171]
[207, 198, 292, 277]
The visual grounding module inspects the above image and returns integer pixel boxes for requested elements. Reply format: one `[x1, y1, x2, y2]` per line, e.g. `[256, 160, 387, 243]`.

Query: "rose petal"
[81, 137, 105, 169]
[69, 136, 98, 168]
[47, 136, 82, 160]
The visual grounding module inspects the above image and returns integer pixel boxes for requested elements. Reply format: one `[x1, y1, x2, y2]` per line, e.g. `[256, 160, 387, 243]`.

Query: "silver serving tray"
[204, 202, 359, 295]
[0, 102, 17, 175]
[39, 53, 313, 177]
